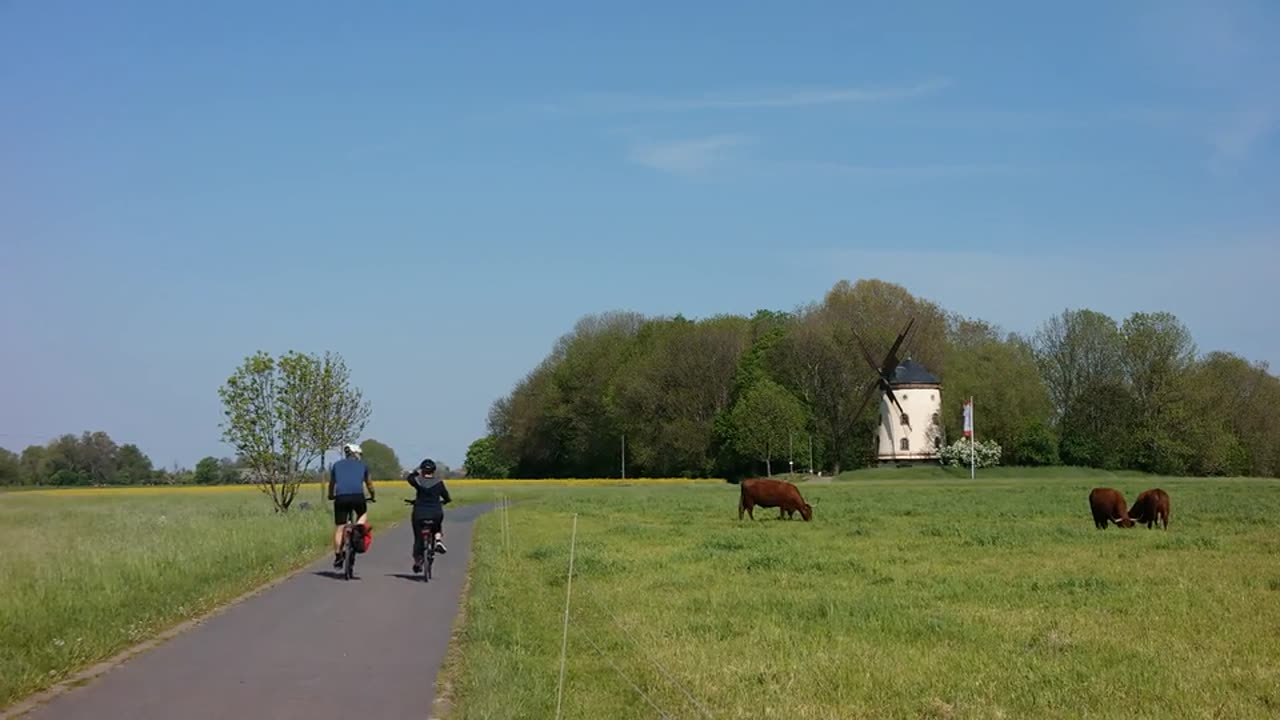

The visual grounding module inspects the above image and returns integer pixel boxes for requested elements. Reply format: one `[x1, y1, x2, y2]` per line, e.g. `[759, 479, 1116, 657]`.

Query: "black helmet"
[418, 458, 437, 474]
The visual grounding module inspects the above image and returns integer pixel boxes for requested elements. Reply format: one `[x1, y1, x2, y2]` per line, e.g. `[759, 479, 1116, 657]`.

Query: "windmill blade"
[850, 329, 884, 376]
[884, 385, 908, 420]
[879, 317, 916, 377]
[850, 379, 879, 424]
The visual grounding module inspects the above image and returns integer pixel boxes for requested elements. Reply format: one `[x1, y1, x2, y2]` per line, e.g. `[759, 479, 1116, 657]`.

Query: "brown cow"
[1088, 487, 1135, 529]
[1129, 488, 1170, 529]
[738, 478, 812, 521]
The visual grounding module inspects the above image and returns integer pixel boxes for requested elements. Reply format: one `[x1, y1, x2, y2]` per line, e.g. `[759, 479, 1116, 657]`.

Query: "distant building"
[876, 358, 943, 464]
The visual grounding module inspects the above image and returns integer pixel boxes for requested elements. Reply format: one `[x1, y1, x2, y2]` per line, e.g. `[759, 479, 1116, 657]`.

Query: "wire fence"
[542, 512, 715, 720]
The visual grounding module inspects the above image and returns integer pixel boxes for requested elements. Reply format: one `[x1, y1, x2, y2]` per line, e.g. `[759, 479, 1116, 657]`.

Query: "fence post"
[555, 513, 579, 720]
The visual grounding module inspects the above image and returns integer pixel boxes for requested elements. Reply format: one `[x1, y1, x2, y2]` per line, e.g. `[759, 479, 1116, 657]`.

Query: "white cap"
[343, 443, 362, 456]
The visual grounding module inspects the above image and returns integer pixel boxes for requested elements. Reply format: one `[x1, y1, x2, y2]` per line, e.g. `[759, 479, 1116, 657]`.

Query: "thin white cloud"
[1209, 108, 1277, 173]
[551, 80, 948, 114]
[628, 134, 755, 175]
[1139, 1, 1280, 171]
[805, 162, 1023, 179]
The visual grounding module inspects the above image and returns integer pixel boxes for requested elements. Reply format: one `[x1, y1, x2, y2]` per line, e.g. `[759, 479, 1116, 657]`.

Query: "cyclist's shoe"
[333, 553, 343, 568]
[435, 539, 448, 554]
[412, 560, 423, 574]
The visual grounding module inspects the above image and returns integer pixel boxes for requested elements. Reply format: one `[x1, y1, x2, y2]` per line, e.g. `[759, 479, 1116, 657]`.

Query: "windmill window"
[900, 438, 910, 452]
[900, 413, 910, 426]
[932, 413, 940, 425]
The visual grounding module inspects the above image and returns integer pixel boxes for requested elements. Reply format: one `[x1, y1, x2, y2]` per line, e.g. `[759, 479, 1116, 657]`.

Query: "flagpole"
[969, 396, 975, 480]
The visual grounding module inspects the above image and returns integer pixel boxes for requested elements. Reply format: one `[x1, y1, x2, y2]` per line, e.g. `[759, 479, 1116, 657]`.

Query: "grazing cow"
[739, 478, 812, 521]
[1129, 488, 1170, 529]
[1088, 487, 1135, 529]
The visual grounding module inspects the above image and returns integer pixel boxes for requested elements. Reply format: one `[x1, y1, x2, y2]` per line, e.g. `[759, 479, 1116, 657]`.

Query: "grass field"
[450, 475, 1280, 719]
[0, 481, 431, 708]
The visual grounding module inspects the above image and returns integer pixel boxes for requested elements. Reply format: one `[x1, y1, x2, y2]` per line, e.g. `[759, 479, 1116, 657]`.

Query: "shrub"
[938, 439, 1002, 468]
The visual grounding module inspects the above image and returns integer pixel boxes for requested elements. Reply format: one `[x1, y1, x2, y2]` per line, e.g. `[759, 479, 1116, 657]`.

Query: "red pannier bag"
[353, 523, 373, 553]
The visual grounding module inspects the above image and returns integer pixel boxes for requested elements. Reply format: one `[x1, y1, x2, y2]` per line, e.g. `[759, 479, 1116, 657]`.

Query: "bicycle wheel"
[343, 529, 356, 580]
[424, 522, 436, 582]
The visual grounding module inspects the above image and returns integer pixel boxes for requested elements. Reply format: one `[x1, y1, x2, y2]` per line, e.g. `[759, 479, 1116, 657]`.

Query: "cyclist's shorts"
[333, 494, 367, 525]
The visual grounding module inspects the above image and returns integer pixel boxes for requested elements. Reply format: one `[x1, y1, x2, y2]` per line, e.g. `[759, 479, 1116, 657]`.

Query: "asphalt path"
[17, 502, 494, 720]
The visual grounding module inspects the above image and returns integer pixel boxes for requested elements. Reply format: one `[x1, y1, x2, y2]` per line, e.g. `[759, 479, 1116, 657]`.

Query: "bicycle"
[404, 499, 441, 582]
[337, 496, 375, 581]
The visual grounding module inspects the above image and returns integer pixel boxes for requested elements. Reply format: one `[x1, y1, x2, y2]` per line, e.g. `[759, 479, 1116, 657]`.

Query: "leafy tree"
[19, 445, 48, 485]
[941, 316, 1053, 458]
[1033, 309, 1125, 421]
[359, 438, 403, 480]
[1121, 312, 1197, 475]
[193, 456, 222, 485]
[727, 379, 806, 476]
[0, 449, 20, 486]
[464, 435, 511, 478]
[218, 457, 243, 484]
[219, 352, 318, 511]
[116, 444, 154, 484]
[305, 351, 372, 500]
[1009, 421, 1060, 466]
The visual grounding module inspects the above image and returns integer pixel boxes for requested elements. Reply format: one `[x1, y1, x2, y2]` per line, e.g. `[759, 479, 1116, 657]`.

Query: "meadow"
[449, 474, 1280, 719]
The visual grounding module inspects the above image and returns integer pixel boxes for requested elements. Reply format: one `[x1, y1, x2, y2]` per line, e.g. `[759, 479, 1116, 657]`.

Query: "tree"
[193, 456, 222, 485]
[1121, 312, 1197, 475]
[359, 438, 403, 480]
[19, 445, 48, 485]
[305, 351, 372, 500]
[770, 309, 862, 473]
[727, 379, 806, 476]
[942, 316, 1054, 461]
[1033, 309, 1125, 421]
[0, 449, 20, 486]
[219, 351, 319, 511]
[464, 435, 511, 478]
[115, 444, 154, 484]
[218, 457, 244, 484]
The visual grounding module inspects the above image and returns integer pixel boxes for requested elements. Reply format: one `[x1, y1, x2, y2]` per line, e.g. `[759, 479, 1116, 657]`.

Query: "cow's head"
[799, 502, 813, 521]
[1115, 513, 1135, 528]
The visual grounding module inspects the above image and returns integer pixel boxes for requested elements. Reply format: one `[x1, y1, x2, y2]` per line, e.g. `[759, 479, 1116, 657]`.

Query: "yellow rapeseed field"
[15, 477, 723, 498]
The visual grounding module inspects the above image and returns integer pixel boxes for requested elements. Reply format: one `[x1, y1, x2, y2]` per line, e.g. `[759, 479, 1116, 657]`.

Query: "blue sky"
[3, 1, 1278, 469]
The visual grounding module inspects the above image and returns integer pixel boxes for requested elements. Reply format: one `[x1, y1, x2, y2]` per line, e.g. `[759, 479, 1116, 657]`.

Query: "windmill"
[849, 317, 916, 427]
[850, 317, 944, 463]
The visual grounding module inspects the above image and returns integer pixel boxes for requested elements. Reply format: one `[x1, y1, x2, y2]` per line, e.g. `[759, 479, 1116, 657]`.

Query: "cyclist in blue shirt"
[406, 458, 450, 573]
[328, 443, 376, 567]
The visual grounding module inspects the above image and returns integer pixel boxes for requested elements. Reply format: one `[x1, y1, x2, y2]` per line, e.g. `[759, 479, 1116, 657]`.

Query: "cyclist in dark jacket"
[406, 458, 450, 572]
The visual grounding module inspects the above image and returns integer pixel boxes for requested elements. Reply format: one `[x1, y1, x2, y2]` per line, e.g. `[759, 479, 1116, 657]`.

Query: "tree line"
[473, 279, 1280, 479]
[0, 431, 413, 488]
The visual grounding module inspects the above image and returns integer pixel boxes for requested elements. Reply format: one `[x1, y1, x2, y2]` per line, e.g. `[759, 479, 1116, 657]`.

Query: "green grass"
[450, 476, 1280, 719]
[0, 482, 473, 708]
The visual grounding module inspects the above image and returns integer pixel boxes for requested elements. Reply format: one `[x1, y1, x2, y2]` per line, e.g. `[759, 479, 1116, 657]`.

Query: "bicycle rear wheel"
[424, 520, 437, 582]
[343, 530, 356, 580]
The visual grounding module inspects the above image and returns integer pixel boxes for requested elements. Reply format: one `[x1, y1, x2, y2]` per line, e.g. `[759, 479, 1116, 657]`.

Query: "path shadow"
[386, 573, 425, 583]
[312, 570, 361, 581]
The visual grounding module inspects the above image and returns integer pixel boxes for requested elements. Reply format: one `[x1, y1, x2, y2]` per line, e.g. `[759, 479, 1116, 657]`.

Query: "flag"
[962, 399, 973, 438]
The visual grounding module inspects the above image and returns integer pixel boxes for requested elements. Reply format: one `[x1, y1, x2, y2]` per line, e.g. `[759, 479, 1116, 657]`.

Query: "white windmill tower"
[851, 318, 945, 465]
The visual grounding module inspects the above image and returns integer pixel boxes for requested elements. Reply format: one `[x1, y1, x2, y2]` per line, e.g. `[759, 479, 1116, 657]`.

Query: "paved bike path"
[18, 503, 494, 720]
